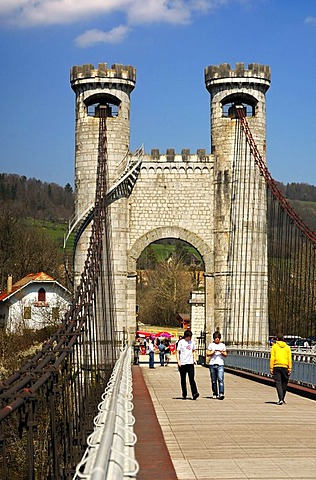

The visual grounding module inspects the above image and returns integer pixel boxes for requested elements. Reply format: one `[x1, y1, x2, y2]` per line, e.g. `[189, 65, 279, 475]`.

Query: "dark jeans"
[133, 349, 140, 365]
[179, 364, 198, 398]
[273, 367, 289, 401]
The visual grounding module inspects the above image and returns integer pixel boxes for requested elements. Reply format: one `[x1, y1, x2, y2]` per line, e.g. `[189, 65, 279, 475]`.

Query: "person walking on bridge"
[176, 330, 199, 400]
[270, 333, 292, 405]
[132, 336, 141, 365]
[206, 331, 227, 400]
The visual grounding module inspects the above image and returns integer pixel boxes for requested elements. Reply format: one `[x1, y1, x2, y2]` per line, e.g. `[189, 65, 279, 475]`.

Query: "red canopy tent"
[154, 331, 174, 338]
[136, 330, 152, 338]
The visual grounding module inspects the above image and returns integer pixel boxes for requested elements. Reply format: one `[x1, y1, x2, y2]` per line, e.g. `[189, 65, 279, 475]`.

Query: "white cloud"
[75, 25, 130, 47]
[0, 0, 228, 45]
[0, 0, 124, 26]
[305, 16, 316, 26]
[0, 0, 220, 27]
[127, 0, 191, 25]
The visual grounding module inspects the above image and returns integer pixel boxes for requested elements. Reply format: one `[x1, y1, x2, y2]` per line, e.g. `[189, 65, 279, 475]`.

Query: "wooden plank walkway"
[133, 359, 316, 479]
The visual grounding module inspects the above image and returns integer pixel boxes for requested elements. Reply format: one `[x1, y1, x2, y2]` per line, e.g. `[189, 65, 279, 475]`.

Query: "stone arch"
[128, 225, 213, 273]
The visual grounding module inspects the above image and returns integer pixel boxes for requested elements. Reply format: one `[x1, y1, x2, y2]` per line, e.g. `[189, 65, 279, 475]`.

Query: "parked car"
[288, 338, 311, 350]
[284, 335, 301, 345]
[307, 336, 316, 346]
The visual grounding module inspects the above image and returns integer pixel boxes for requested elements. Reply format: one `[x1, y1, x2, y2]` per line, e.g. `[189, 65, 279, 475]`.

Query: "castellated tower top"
[205, 62, 271, 93]
[70, 62, 136, 90]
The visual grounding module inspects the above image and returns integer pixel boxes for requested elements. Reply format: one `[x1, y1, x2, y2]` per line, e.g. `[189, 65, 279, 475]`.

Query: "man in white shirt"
[176, 330, 199, 400]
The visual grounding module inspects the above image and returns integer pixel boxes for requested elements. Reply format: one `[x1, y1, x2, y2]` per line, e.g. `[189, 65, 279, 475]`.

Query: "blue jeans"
[159, 351, 165, 366]
[149, 351, 155, 368]
[210, 364, 224, 396]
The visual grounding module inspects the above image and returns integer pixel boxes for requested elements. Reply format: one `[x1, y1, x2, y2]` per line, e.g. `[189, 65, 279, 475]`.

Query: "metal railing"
[74, 346, 139, 480]
[225, 348, 316, 389]
[63, 145, 144, 249]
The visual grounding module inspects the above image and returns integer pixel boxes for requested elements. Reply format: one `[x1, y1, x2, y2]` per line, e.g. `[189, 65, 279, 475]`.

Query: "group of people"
[175, 329, 227, 400]
[133, 330, 293, 404]
[157, 339, 171, 366]
[132, 336, 172, 368]
[146, 338, 172, 368]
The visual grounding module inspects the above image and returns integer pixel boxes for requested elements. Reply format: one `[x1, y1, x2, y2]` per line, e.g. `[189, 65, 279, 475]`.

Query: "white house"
[0, 272, 72, 332]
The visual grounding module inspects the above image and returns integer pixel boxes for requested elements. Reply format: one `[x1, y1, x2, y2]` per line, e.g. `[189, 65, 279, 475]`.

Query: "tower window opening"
[222, 102, 254, 118]
[87, 102, 119, 117]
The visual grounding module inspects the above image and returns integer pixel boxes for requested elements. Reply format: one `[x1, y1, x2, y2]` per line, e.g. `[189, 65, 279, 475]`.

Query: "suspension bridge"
[0, 62, 315, 479]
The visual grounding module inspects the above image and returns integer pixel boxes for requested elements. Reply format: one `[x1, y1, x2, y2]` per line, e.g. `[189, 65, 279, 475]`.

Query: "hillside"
[277, 181, 316, 231]
[0, 173, 74, 222]
[0, 174, 314, 231]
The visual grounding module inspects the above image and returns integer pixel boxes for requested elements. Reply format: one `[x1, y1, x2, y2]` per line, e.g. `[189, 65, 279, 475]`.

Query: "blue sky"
[0, 0, 315, 188]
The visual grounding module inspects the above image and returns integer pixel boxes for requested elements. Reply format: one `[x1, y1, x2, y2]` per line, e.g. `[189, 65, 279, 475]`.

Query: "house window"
[24, 306, 31, 319]
[38, 288, 46, 302]
[52, 307, 59, 321]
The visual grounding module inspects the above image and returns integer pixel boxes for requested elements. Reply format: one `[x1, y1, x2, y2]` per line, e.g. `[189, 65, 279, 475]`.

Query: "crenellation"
[181, 149, 190, 161]
[146, 148, 210, 163]
[166, 148, 175, 162]
[197, 149, 207, 161]
[205, 62, 271, 84]
[97, 62, 108, 73]
[151, 148, 160, 159]
[70, 62, 136, 84]
[235, 62, 245, 76]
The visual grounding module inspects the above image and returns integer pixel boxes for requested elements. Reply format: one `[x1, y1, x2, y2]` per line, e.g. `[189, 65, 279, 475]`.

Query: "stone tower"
[205, 63, 271, 345]
[70, 63, 136, 334]
[70, 61, 271, 347]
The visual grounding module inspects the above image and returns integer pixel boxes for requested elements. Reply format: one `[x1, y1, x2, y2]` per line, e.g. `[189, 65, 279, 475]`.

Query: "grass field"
[27, 219, 74, 252]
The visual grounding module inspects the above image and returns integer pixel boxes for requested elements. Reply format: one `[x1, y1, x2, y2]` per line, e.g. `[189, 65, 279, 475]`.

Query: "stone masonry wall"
[126, 152, 215, 336]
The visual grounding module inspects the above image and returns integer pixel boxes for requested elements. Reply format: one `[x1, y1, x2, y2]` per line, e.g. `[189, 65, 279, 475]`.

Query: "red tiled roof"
[0, 286, 19, 302]
[13, 272, 54, 287]
[0, 272, 56, 302]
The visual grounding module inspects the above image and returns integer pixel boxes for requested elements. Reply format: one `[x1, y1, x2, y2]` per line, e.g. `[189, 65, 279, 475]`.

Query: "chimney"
[7, 275, 12, 294]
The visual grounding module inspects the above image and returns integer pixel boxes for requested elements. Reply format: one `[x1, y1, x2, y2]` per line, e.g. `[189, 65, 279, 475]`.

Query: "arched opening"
[38, 288, 46, 302]
[136, 238, 205, 330]
[84, 93, 121, 118]
[221, 93, 257, 118]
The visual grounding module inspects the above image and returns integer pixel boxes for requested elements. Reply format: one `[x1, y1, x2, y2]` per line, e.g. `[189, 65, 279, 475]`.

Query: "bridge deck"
[133, 359, 316, 480]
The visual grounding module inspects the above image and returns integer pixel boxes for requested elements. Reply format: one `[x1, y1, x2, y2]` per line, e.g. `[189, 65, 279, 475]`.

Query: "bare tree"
[0, 203, 67, 291]
[137, 253, 194, 327]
